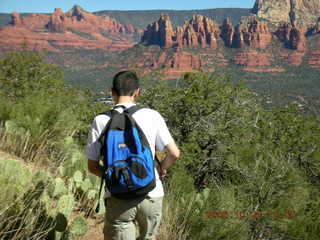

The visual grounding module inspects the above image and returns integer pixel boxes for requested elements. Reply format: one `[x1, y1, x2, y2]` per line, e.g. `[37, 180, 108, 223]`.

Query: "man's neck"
[115, 96, 135, 105]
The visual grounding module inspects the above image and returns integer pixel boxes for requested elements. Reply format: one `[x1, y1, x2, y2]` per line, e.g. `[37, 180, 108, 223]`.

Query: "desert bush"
[0, 51, 105, 165]
[141, 72, 320, 240]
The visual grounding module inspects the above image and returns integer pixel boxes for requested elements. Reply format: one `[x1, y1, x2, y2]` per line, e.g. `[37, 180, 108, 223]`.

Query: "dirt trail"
[0, 151, 19, 159]
[79, 217, 104, 240]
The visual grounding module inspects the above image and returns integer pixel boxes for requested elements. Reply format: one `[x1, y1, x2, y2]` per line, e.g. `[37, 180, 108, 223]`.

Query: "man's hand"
[156, 164, 167, 179]
[156, 142, 180, 179]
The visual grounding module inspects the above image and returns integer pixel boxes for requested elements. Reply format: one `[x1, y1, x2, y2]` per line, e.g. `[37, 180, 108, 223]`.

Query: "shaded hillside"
[0, 13, 11, 27]
[0, 13, 35, 27]
[94, 8, 251, 28]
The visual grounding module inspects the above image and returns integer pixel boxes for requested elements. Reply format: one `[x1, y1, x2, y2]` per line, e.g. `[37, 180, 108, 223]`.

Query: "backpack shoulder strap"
[97, 110, 112, 118]
[124, 105, 144, 115]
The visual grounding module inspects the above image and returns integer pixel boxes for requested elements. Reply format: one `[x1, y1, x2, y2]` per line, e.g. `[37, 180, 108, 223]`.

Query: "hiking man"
[86, 70, 180, 240]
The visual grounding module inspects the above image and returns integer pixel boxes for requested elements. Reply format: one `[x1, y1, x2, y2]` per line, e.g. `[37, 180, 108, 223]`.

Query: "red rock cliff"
[142, 14, 219, 49]
[48, 8, 67, 32]
[220, 18, 234, 47]
[141, 14, 174, 48]
[0, 6, 140, 52]
[11, 12, 23, 27]
[221, 17, 272, 49]
[276, 23, 306, 51]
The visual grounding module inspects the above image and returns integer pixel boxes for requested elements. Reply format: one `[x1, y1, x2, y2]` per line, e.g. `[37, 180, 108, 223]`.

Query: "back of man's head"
[112, 71, 139, 96]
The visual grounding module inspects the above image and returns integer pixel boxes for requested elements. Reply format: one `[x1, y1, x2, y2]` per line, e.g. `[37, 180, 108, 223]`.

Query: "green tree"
[0, 51, 64, 101]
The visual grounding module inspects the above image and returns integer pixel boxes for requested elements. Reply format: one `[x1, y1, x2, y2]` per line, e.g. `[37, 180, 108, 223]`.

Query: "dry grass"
[0, 126, 66, 169]
[156, 188, 195, 240]
[0, 181, 55, 240]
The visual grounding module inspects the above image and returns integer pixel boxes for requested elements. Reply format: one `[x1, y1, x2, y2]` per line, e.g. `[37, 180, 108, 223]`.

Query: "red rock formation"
[275, 23, 292, 42]
[47, 8, 67, 32]
[308, 50, 320, 68]
[220, 18, 234, 47]
[176, 26, 184, 48]
[316, 18, 320, 33]
[220, 17, 272, 49]
[141, 14, 174, 48]
[8, 6, 137, 35]
[165, 51, 202, 79]
[159, 14, 174, 48]
[308, 17, 320, 35]
[243, 19, 272, 48]
[233, 50, 284, 72]
[287, 52, 305, 66]
[11, 12, 23, 26]
[288, 27, 306, 51]
[182, 15, 219, 49]
[142, 14, 219, 49]
[0, 7, 140, 53]
[234, 51, 272, 67]
[233, 24, 245, 48]
[276, 23, 307, 51]
[183, 24, 198, 47]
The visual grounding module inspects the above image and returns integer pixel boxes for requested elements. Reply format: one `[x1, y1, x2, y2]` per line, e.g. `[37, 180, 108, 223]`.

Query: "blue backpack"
[95, 105, 156, 211]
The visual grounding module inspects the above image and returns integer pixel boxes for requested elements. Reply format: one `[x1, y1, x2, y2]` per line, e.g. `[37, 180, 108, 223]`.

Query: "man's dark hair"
[112, 71, 139, 96]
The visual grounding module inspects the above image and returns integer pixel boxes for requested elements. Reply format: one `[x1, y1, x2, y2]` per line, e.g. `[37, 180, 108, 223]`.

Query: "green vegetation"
[140, 72, 320, 239]
[0, 51, 106, 239]
[1, 50, 320, 239]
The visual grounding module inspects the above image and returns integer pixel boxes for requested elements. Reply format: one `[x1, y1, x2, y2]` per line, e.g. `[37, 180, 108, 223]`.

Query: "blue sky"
[0, 0, 255, 13]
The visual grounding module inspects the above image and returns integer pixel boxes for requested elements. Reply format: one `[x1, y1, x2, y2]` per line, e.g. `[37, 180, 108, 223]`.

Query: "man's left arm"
[88, 159, 103, 178]
[86, 118, 104, 178]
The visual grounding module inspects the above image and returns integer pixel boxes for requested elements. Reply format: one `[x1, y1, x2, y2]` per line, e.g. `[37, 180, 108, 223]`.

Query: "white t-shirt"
[86, 102, 174, 198]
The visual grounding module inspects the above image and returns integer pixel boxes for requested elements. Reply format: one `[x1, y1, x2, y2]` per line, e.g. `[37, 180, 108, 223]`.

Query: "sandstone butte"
[140, 12, 320, 76]
[0, 5, 141, 52]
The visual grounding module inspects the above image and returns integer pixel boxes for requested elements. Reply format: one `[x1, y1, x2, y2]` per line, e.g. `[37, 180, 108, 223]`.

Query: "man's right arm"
[154, 111, 181, 177]
[161, 141, 180, 170]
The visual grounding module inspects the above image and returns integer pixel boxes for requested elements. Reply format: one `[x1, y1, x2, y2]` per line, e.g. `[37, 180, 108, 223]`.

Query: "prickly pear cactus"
[70, 216, 88, 237]
[57, 194, 75, 218]
[40, 190, 52, 213]
[80, 178, 92, 192]
[58, 166, 66, 177]
[52, 178, 68, 198]
[73, 171, 83, 188]
[2, 158, 32, 192]
[87, 189, 97, 200]
[32, 170, 52, 185]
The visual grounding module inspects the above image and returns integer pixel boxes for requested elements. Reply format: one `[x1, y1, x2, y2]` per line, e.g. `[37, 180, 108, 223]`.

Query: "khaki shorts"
[103, 196, 163, 240]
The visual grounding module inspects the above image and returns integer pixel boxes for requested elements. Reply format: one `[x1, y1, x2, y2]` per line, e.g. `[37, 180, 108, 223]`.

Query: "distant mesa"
[141, 13, 307, 51]
[1, 5, 140, 52]
[9, 5, 140, 35]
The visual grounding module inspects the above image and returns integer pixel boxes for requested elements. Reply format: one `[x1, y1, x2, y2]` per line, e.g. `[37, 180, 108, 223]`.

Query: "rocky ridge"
[252, 0, 320, 27]
[139, 2, 320, 76]
[0, 6, 141, 52]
